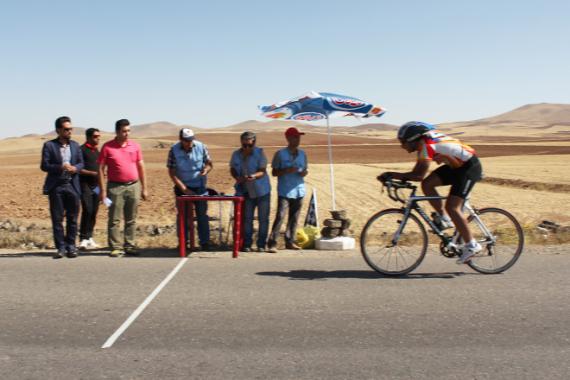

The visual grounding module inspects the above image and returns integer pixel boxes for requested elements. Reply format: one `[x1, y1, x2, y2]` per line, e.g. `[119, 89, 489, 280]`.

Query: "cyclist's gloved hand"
[377, 172, 393, 183]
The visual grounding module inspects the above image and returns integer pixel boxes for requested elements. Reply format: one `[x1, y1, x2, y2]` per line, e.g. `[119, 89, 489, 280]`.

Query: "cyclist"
[378, 121, 483, 264]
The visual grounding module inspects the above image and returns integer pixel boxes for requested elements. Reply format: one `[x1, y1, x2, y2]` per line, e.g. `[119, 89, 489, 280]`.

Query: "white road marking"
[101, 257, 189, 349]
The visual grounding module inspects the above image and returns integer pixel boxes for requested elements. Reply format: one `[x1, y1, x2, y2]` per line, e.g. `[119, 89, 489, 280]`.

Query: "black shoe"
[66, 246, 78, 258]
[124, 246, 139, 256]
[53, 248, 66, 259]
[200, 242, 213, 252]
[285, 242, 302, 250]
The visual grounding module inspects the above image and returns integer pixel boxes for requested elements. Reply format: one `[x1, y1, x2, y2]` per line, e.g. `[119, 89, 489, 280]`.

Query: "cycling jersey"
[417, 130, 476, 169]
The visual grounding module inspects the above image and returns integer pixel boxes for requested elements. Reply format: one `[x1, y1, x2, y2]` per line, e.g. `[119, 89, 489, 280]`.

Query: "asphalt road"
[1, 247, 569, 379]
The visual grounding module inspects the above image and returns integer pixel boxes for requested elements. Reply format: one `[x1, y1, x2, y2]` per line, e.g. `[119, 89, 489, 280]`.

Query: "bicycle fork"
[389, 207, 413, 247]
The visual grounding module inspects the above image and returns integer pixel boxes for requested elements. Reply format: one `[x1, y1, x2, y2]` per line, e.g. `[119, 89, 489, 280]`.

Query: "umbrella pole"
[326, 115, 336, 210]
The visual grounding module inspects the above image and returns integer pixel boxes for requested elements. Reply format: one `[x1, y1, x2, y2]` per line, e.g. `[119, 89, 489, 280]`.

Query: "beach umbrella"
[259, 91, 386, 210]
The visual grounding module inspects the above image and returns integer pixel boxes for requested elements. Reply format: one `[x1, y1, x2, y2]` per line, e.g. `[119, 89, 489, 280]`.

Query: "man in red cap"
[267, 127, 309, 252]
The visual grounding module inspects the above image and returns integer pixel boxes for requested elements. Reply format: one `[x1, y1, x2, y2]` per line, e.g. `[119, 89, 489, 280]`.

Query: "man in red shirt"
[98, 119, 148, 257]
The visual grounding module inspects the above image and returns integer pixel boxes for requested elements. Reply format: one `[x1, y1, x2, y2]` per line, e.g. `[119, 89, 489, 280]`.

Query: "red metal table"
[176, 195, 244, 258]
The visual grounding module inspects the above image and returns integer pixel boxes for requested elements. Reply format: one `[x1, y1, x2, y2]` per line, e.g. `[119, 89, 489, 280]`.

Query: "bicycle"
[360, 179, 524, 276]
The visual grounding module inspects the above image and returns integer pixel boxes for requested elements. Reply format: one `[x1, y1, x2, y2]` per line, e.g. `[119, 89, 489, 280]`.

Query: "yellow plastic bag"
[296, 226, 321, 249]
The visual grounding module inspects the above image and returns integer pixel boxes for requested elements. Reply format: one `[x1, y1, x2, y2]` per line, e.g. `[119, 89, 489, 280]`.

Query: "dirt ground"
[2, 131, 570, 248]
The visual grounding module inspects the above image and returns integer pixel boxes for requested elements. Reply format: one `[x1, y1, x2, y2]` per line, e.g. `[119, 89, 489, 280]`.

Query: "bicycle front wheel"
[360, 209, 428, 276]
[467, 207, 524, 274]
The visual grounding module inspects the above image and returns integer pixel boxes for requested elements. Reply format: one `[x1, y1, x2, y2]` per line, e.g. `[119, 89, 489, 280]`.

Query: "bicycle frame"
[387, 182, 493, 253]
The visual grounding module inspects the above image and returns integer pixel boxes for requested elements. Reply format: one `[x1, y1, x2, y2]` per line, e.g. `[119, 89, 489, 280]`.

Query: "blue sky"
[1, 0, 568, 137]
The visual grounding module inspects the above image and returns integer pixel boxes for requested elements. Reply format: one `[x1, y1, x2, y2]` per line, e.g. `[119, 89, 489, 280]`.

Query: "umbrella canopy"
[259, 91, 386, 121]
[259, 91, 386, 210]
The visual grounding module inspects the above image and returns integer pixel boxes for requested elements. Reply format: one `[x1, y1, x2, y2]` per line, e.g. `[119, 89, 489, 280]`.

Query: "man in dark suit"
[41, 116, 84, 259]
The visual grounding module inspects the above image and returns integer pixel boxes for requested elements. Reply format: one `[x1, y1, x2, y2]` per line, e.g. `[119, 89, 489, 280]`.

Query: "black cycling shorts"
[432, 156, 483, 199]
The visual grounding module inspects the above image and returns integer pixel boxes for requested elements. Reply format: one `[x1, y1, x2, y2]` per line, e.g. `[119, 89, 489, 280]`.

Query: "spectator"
[78, 128, 101, 250]
[167, 128, 213, 251]
[97, 119, 148, 257]
[229, 131, 271, 252]
[40, 116, 84, 259]
[267, 127, 308, 252]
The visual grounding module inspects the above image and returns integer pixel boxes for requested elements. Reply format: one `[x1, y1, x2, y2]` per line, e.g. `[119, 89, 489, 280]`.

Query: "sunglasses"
[92, 134, 101, 138]
[242, 143, 254, 148]
[63, 128, 73, 132]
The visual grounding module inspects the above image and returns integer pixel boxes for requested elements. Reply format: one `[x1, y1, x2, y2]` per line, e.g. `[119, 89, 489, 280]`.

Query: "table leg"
[233, 199, 243, 258]
[188, 201, 195, 251]
[178, 199, 186, 257]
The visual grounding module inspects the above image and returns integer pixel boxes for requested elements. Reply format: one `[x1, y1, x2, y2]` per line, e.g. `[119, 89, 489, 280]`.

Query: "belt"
[109, 180, 138, 186]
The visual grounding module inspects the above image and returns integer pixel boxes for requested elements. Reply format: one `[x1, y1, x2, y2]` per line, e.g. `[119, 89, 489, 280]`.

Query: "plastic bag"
[295, 226, 321, 249]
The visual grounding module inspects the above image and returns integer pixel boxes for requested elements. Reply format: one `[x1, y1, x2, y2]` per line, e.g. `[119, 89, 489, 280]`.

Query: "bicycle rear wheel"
[467, 207, 524, 274]
[360, 209, 428, 276]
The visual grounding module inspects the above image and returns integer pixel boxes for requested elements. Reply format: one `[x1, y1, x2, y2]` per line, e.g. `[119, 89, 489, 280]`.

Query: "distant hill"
[344, 123, 399, 132]
[40, 122, 202, 138]
[43, 127, 95, 138]
[436, 103, 570, 140]
[442, 103, 570, 128]
[472, 103, 570, 124]
[217, 119, 305, 132]
[129, 122, 203, 137]
[217, 120, 399, 134]
[6, 103, 570, 141]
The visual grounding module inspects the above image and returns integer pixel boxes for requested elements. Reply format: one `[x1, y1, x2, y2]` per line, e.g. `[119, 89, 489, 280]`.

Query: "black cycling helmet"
[397, 121, 434, 143]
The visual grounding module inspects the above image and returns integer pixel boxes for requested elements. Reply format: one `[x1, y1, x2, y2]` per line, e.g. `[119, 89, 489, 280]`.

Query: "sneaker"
[109, 249, 124, 258]
[256, 247, 265, 252]
[53, 248, 66, 259]
[78, 239, 89, 250]
[240, 247, 252, 253]
[266, 245, 278, 253]
[456, 241, 482, 264]
[285, 242, 301, 250]
[87, 238, 99, 249]
[432, 213, 454, 230]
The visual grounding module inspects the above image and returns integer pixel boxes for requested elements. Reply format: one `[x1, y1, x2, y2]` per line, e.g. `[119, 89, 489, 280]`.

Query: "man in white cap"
[167, 128, 213, 250]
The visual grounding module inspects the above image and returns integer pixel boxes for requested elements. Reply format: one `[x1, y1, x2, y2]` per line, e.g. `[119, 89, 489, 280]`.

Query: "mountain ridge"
[8, 103, 570, 140]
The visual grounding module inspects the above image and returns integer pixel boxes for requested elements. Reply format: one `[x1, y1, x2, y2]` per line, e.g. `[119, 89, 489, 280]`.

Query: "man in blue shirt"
[267, 127, 308, 252]
[229, 131, 271, 252]
[167, 128, 213, 250]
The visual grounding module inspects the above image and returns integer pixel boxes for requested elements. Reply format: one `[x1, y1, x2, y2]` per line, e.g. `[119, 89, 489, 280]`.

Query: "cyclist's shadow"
[256, 270, 474, 281]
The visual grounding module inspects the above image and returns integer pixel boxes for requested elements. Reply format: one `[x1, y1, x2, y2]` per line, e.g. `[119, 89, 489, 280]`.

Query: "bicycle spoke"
[396, 246, 409, 268]
[467, 208, 523, 274]
[361, 210, 427, 275]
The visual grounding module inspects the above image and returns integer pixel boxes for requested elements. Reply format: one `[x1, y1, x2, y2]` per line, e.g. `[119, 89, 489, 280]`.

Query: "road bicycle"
[360, 179, 524, 276]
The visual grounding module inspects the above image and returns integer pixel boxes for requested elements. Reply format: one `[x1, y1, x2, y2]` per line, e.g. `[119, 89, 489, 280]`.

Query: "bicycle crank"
[440, 241, 459, 258]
